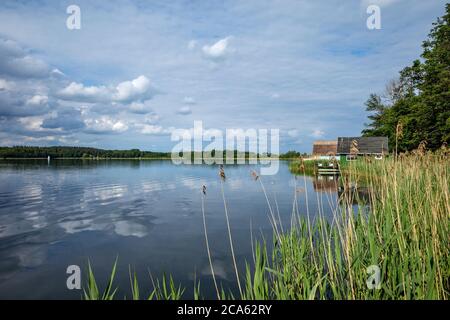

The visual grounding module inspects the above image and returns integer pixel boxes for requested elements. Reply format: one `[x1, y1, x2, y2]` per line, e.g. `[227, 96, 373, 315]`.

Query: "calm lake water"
[0, 160, 341, 299]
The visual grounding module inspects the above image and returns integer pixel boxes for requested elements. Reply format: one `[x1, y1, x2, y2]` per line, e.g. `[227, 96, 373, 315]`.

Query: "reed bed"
[288, 158, 320, 175]
[84, 154, 449, 300]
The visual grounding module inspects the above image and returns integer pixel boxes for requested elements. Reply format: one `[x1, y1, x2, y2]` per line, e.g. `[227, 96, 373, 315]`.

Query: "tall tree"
[362, 4, 450, 152]
[362, 94, 388, 137]
[416, 3, 450, 149]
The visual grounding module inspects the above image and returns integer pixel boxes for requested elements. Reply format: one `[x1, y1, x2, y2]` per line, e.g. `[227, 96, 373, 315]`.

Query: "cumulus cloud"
[183, 96, 196, 105]
[310, 129, 325, 138]
[361, 0, 401, 8]
[0, 68, 157, 143]
[137, 112, 160, 125]
[57, 75, 155, 104]
[202, 37, 233, 60]
[271, 93, 280, 99]
[0, 91, 49, 117]
[84, 117, 128, 134]
[0, 39, 53, 120]
[42, 116, 84, 131]
[57, 82, 111, 103]
[51, 68, 65, 77]
[176, 106, 192, 115]
[41, 108, 85, 131]
[0, 38, 49, 78]
[140, 124, 173, 136]
[187, 40, 197, 50]
[287, 129, 299, 138]
[17, 116, 45, 132]
[0, 79, 15, 91]
[0, 1, 444, 150]
[140, 124, 163, 135]
[0, 117, 36, 137]
[127, 101, 155, 114]
[0, 37, 157, 143]
[113, 75, 153, 102]
[26, 95, 48, 106]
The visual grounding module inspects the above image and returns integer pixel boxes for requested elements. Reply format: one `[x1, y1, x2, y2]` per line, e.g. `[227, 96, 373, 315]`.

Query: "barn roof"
[312, 140, 338, 156]
[337, 137, 388, 154]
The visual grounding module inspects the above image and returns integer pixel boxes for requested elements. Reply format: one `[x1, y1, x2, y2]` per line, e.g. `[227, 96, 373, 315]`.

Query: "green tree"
[362, 4, 450, 152]
[362, 94, 388, 137]
[416, 4, 450, 149]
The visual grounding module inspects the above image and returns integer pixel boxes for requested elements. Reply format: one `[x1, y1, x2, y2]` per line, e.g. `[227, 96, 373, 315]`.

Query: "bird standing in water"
[219, 165, 226, 180]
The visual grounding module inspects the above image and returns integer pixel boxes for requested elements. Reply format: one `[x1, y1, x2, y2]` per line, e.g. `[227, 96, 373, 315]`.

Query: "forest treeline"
[0, 146, 304, 159]
[362, 4, 450, 152]
[0, 146, 171, 159]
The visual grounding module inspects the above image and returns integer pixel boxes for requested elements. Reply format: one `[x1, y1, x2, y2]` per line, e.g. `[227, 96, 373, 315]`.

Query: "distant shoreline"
[0, 157, 172, 160]
[0, 157, 294, 161]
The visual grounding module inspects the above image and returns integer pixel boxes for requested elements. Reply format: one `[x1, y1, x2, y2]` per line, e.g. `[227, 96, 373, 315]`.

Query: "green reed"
[83, 153, 449, 300]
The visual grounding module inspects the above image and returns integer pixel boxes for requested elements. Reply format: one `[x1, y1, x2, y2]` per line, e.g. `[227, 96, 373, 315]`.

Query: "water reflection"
[338, 185, 372, 205]
[0, 160, 357, 299]
[310, 174, 371, 205]
[200, 259, 229, 280]
[312, 175, 339, 193]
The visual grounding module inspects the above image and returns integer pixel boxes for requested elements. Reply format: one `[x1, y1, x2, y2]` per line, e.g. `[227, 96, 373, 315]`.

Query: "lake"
[0, 159, 341, 299]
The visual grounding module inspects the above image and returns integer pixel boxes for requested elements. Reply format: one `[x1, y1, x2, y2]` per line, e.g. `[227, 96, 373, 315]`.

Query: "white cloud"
[202, 36, 233, 60]
[0, 79, 14, 91]
[51, 68, 65, 77]
[141, 124, 163, 135]
[143, 113, 160, 124]
[57, 75, 155, 104]
[0, 38, 23, 56]
[128, 102, 146, 113]
[287, 129, 299, 138]
[0, 1, 444, 150]
[23, 135, 57, 142]
[140, 124, 173, 136]
[176, 106, 192, 115]
[18, 116, 45, 131]
[112, 121, 127, 132]
[188, 40, 197, 50]
[203, 128, 223, 138]
[84, 117, 128, 134]
[127, 100, 155, 114]
[361, 0, 401, 8]
[310, 129, 325, 138]
[0, 38, 50, 78]
[58, 82, 110, 103]
[114, 75, 152, 102]
[113, 220, 148, 238]
[26, 95, 48, 106]
[183, 96, 196, 105]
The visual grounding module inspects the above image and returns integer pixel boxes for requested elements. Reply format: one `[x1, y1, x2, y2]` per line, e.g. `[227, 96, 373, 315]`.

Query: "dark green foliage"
[0, 146, 171, 159]
[279, 150, 308, 159]
[0, 145, 307, 160]
[363, 4, 450, 151]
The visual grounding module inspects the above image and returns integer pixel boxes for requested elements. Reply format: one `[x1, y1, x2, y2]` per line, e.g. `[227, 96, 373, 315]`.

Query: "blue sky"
[0, 0, 446, 152]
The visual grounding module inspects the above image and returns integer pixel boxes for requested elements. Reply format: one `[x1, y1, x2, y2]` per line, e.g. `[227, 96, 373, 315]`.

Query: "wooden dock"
[317, 163, 340, 175]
